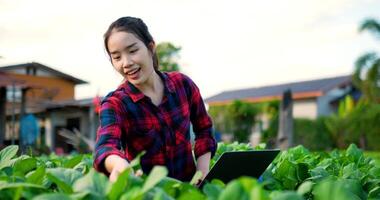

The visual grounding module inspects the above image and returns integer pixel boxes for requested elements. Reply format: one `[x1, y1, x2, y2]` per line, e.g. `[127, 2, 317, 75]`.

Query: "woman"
[93, 16, 217, 183]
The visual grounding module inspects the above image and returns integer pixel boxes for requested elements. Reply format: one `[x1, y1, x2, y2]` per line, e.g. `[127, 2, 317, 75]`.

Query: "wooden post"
[277, 89, 293, 150]
[19, 88, 28, 152]
[0, 87, 6, 146]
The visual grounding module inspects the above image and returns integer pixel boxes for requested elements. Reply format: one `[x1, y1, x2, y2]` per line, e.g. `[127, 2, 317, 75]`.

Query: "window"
[6, 86, 22, 102]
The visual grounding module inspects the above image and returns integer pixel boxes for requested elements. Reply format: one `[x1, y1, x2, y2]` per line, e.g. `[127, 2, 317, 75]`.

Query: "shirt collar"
[121, 71, 175, 103]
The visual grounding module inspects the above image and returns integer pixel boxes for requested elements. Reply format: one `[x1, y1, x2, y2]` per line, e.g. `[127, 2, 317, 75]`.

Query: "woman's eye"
[130, 49, 138, 53]
[113, 57, 120, 60]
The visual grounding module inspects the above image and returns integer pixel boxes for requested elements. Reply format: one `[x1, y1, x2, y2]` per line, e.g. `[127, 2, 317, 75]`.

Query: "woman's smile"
[125, 67, 142, 80]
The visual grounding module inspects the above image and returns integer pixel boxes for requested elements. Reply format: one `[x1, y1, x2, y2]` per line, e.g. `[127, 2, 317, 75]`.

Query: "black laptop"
[199, 149, 280, 187]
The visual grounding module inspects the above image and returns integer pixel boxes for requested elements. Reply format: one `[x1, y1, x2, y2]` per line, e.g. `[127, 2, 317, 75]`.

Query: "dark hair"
[104, 16, 159, 71]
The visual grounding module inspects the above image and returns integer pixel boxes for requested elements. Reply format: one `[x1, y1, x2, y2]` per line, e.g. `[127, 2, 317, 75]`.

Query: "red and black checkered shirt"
[93, 71, 217, 181]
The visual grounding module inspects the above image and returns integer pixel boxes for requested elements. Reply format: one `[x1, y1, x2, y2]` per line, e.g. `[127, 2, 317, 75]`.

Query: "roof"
[0, 62, 87, 84]
[205, 75, 352, 105]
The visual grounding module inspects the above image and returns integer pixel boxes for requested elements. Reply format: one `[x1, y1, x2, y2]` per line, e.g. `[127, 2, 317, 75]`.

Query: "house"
[0, 62, 97, 153]
[205, 75, 356, 119]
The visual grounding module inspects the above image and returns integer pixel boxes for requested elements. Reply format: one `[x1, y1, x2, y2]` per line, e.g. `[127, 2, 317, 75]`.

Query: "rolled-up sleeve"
[93, 98, 126, 175]
[187, 78, 217, 159]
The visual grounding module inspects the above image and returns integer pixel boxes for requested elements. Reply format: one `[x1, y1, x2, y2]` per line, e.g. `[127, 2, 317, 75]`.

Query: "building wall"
[293, 99, 318, 119]
[6, 73, 75, 101]
[47, 108, 89, 151]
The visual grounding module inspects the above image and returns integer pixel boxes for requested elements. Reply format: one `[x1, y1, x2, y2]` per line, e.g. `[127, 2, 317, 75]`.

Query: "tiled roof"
[0, 62, 87, 84]
[205, 75, 352, 103]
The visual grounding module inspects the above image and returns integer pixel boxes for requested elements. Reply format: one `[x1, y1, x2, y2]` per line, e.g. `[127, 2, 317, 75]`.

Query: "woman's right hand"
[109, 160, 129, 182]
[105, 155, 144, 182]
[105, 155, 130, 182]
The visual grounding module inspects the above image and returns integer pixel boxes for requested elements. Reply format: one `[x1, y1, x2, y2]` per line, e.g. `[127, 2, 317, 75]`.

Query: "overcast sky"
[1, 0, 380, 99]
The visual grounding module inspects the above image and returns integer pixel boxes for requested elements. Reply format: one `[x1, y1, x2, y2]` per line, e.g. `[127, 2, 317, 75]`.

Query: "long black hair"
[104, 17, 159, 71]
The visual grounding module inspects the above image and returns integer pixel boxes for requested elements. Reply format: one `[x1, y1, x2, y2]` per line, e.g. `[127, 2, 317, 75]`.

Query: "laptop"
[199, 149, 280, 188]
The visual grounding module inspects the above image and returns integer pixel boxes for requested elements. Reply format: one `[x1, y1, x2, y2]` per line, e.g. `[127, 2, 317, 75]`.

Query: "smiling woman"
[93, 16, 217, 184]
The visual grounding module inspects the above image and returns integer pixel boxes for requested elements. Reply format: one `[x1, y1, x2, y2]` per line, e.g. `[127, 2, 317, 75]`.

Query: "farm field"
[0, 143, 379, 200]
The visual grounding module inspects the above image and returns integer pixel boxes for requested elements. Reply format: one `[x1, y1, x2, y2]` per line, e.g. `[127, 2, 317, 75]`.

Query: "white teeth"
[127, 68, 139, 75]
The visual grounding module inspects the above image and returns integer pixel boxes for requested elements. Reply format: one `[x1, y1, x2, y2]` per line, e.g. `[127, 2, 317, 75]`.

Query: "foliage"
[353, 18, 380, 103]
[293, 117, 332, 151]
[0, 142, 379, 199]
[226, 100, 259, 142]
[209, 100, 278, 143]
[345, 101, 380, 150]
[324, 95, 380, 150]
[260, 101, 280, 148]
[156, 42, 181, 72]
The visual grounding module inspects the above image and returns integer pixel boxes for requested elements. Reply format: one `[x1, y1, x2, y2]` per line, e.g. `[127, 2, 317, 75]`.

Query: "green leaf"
[271, 191, 304, 200]
[142, 166, 168, 193]
[151, 187, 175, 200]
[119, 187, 141, 200]
[369, 186, 380, 198]
[250, 185, 270, 200]
[313, 179, 361, 200]
[297, 181, 313, 196]
[26, 166, 46, 185]
[46, 173, 73, 194]
[346, 144, 363, 164]
[107, 168, 132, 200]
[0, 182, 46, 190]
[177, 189, 205, 200]
[32, 193, 73, 200]
[14, 157, 37, 176]
[202, 183, 222, 200]
[218, 180, 249, 200]
[0, 145, 18, 169]
[63, 155, 83, 168]
[46, 168, 82, 194]
[156, 177, 182, 198]
[73, 169, 109, 198]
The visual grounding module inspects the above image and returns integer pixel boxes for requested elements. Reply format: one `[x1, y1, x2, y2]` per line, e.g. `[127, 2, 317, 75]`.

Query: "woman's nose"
[122, 55, 133, 68]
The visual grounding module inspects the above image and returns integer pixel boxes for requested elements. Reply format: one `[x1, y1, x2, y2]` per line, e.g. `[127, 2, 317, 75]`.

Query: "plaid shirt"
[94, 71, 217, 182]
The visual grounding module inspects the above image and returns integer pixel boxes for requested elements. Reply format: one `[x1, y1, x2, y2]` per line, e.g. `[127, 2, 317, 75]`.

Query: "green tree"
[156, 42, 181, 72]
[324, 95, 354, 149]
[353, 19, 380, 103]
[226, 100, 259, 142]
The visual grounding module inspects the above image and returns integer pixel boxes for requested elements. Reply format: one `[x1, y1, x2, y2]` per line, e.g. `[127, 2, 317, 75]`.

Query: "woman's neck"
[136, 71, 163, 95]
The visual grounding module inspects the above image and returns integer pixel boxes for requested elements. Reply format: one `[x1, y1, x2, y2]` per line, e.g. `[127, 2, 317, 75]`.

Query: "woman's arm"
[196, 152, 211, 180]
[93, 98, 128, 178]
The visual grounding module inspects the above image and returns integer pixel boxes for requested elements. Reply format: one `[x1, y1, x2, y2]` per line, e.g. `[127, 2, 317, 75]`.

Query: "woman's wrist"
[196, 152, 211, 179]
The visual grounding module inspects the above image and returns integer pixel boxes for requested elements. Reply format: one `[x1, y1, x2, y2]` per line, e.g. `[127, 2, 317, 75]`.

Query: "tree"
[353, 19, 380, 103]
[156, 42, 181, 72]
[226, 100, 258, 142]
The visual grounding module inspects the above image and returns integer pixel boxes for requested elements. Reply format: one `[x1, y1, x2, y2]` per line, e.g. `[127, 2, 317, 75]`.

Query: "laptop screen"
[200, 150, 280, 186]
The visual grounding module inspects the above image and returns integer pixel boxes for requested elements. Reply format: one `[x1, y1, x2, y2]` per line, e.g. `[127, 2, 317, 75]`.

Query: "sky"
[1, 0, 380, 100]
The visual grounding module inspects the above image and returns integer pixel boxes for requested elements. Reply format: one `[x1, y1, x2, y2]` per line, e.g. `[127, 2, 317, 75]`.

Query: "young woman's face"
[107, 30, 155, 86]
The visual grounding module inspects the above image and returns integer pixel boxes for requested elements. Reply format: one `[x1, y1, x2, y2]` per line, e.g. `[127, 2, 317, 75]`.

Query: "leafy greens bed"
[0, 143, 379, 200]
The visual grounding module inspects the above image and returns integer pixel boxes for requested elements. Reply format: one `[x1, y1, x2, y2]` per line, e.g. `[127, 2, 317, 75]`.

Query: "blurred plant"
[226, 100, 259, 142]
[324, 95, 354, 149]
[58, 128, 95, 153]
[353, 18, 380, 103]
[156, 42, 181, 72]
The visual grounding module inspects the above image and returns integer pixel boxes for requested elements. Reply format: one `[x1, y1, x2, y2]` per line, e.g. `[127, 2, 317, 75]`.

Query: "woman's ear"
[148, 42, 156, 53]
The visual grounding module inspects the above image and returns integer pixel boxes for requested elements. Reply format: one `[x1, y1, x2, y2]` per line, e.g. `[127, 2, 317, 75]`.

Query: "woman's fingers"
[135, 169, 143, 177]
[109, 170, 120, 182]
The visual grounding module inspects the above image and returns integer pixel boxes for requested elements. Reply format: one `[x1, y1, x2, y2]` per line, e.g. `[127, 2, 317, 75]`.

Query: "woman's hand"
[109, 160, 129, 182]
[105, 155, 143, 182]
